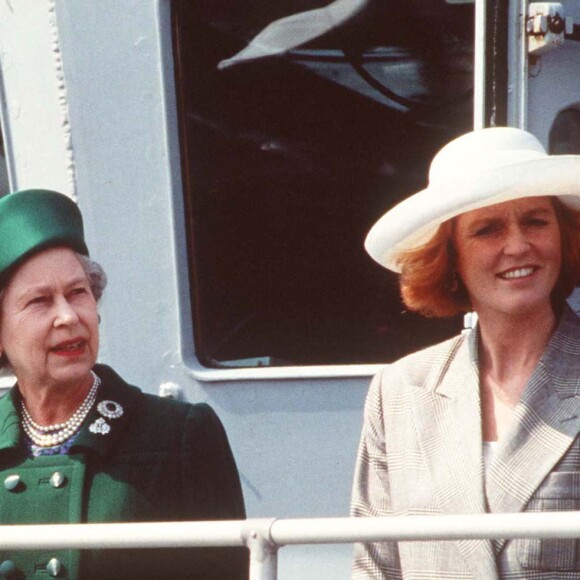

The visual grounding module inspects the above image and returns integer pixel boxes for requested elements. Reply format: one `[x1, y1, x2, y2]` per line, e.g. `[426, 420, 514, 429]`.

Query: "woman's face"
[0, 246, 99, 392]
[453, 196, 562, 319]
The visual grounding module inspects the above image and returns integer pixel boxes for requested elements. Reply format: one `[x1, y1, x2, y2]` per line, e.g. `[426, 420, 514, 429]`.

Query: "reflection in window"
[172, 0, 474, 367]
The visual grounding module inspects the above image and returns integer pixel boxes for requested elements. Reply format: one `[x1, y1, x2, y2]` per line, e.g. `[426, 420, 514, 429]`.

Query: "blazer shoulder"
[377, 331, 467, 392]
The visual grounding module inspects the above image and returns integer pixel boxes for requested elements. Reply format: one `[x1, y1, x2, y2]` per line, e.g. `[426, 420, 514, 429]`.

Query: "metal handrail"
[2, 512, 580, 579]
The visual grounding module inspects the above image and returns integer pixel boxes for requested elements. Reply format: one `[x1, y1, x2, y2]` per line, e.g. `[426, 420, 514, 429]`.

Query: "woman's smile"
[50, 337, 88, 356]
[497, 266, 537, 280]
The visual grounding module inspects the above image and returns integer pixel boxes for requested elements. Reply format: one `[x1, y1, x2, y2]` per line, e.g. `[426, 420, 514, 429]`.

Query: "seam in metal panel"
[47, 0, 77, 200]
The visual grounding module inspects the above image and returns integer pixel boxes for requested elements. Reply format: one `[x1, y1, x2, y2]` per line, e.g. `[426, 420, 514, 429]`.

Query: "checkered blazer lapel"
[412, 333, 499, 579]
[485, 306, 580, 553]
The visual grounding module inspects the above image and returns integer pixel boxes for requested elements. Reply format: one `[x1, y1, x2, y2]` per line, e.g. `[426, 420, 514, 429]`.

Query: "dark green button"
[3, 475, 20, 491]
[0, 560, 17, 578]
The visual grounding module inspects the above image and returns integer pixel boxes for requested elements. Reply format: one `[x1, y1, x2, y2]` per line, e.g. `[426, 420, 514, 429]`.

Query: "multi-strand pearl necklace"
[20, 372, 101, 447]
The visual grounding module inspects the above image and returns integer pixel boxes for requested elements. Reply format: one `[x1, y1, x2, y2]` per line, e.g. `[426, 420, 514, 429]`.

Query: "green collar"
[0, 388, 23, 452]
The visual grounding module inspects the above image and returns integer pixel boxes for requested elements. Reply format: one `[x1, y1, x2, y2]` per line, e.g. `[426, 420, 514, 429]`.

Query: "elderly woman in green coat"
[0, 189, 248, 579]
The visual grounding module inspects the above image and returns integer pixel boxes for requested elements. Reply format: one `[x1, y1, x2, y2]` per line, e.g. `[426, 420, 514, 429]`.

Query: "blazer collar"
[412, 333, 499, 580]
[485, 306, 580, 541]
[421, 330, 481, 400]
[412, 331, 484, 514]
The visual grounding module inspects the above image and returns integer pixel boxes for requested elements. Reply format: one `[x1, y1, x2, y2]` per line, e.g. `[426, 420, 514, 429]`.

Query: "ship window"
[171, 0, 474, 368]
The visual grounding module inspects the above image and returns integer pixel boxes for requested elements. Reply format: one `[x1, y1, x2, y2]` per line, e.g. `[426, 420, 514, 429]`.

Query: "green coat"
[0, 365, 248, 579]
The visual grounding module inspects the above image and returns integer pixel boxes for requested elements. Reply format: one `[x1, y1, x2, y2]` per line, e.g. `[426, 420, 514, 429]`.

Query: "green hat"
[0, 189, 88, 279]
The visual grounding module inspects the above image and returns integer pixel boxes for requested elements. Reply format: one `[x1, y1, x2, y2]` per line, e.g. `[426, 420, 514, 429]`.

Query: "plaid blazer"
[351, 305, 580, 579]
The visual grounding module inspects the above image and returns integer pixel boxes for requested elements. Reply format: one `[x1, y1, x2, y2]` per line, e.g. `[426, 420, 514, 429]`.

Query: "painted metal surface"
[0, 1, 579, 578]
[528, 8, 580, 142]
[0, 1, 75, 194]
[510, 0, 580, 136]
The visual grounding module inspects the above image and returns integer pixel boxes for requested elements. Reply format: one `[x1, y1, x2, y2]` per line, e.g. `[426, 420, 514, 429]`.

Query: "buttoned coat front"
[0, 365, 248, 580]
[351, 306, 580, 579]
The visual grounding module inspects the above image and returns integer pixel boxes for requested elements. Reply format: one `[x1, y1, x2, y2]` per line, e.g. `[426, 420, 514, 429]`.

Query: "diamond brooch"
[89, 399, 124, 436]
[89, 417, 111, 435]
[97, 400, 124, 419]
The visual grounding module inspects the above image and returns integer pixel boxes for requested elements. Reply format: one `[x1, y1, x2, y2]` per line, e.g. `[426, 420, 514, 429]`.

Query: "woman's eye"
[526, 217, 549, 227]
[27, 296, 47, 306]
[473, 224, 497, 237]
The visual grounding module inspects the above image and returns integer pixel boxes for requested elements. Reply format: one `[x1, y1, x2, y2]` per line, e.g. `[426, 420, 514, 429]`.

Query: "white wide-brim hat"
[366, 127, 580, 272]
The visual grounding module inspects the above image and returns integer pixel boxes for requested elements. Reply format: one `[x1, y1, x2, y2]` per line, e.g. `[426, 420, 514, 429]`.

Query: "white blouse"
[483, 441, 498, 475]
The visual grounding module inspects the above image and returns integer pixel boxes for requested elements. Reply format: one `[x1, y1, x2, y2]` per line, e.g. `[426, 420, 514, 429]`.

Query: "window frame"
[170, 0, 476, 377]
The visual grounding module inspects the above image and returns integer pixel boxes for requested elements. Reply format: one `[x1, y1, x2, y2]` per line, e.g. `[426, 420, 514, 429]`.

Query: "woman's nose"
[503, 226, 530, 254]
[53, 297, 79, 326]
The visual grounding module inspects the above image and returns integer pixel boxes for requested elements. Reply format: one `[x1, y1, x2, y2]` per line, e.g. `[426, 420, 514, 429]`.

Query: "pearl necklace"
[20, 372, 101, 447]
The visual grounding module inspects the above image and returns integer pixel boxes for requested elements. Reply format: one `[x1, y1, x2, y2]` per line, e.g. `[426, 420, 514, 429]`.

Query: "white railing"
[2, 512, 580, 579]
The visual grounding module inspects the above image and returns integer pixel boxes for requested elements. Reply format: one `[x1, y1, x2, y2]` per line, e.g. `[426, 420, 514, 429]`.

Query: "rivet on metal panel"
[158, 382, 183, 400]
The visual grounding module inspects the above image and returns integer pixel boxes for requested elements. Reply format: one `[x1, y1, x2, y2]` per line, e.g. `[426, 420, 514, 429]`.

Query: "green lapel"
[0, 387, 22, 452]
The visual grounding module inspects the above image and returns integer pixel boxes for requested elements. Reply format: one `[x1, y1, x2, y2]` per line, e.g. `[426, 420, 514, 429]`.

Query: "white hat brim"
[365, 155, 580, 273]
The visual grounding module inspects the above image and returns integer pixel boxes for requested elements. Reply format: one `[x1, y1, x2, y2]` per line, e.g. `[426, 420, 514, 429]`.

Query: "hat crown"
[429, 127, 547, 186]
[365, 126, 580, 272]
[0, 189, 88, 280]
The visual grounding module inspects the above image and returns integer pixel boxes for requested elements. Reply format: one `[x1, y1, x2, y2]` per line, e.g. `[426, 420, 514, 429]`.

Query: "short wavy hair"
[77, 254, 108, 303]
[395, 198, 580, 318]
[0, 252, 107, 370]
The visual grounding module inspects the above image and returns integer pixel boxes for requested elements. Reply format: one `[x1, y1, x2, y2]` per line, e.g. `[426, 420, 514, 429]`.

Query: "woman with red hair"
[352, 127, 580, 579]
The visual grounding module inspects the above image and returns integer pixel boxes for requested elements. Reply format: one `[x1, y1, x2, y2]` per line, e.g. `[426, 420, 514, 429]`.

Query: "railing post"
[242, 518, 279, 580]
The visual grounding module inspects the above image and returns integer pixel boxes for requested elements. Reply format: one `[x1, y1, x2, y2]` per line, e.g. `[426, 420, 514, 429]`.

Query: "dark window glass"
[172, 0, 474, 368]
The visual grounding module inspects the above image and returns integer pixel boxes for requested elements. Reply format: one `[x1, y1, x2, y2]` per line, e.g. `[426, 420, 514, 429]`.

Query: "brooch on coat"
[89, 400, 124, 435]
